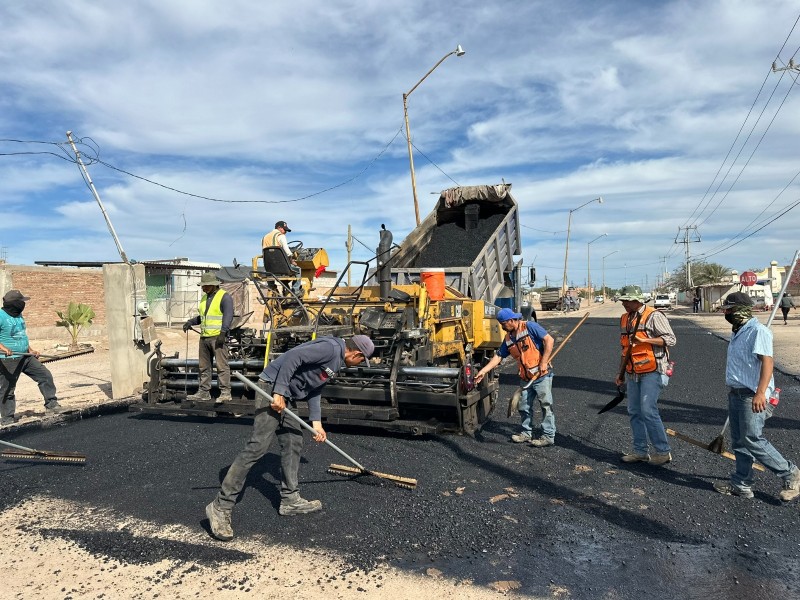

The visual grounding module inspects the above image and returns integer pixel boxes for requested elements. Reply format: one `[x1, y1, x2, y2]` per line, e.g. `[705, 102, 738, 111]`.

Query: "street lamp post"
[587, 233, 608, 300]
[403, 45, 466, 226]
[561, 197, 603, 302]
[602, 250, 619, 301]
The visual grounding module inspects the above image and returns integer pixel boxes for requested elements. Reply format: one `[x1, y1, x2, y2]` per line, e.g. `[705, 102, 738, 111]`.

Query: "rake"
[0, 439, 87, 464]
[232, 372, 417, 489]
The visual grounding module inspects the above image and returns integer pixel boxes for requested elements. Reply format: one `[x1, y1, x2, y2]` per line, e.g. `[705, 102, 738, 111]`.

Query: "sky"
[2, 0, 800, 292]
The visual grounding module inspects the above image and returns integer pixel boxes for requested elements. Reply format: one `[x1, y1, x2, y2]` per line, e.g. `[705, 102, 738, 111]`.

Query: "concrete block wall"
[0, 265, 107, 340]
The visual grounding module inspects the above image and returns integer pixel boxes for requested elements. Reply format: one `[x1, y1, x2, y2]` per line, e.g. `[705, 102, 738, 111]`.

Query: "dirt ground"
[2, 329, 525, 600]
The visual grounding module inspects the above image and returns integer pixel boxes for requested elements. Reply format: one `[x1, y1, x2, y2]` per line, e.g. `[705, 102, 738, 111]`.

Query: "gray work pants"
[0, 356, 58, 419]
[198, 336, 230, 395]
[214, 382, 304, 512]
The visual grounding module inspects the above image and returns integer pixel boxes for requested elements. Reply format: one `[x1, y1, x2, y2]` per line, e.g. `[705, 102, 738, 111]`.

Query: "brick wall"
[2, 266, 106, 328]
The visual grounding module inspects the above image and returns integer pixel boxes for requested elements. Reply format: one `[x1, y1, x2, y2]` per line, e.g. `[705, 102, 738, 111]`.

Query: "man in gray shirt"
[205, 334, 374, 541]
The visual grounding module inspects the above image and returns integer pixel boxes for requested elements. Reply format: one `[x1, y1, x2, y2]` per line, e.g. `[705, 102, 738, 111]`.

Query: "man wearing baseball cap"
[262, 220, 302, 294]
[0, 289, 63, 426]
[205, 334, 374, 540]
[474, 307, 556, 447]
[713, 291, 799, 501]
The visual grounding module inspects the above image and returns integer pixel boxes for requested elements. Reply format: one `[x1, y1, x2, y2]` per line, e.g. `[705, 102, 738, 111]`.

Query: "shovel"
[232, 372, 416, 489]
[507, 312, 590, 417]
[665, 428, 764, 471]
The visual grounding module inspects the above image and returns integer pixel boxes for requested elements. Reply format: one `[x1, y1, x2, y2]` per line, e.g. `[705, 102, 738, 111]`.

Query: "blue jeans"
[518, 372, 555, 440]
[626, 371, 670, 454]
[728, 387, 795, 490]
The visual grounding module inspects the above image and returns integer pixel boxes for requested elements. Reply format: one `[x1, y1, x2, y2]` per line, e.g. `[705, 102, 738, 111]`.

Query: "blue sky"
[2, 0, 800, 290]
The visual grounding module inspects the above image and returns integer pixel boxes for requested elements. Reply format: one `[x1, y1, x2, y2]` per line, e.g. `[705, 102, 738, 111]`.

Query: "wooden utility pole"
[346, 225, 354, 286]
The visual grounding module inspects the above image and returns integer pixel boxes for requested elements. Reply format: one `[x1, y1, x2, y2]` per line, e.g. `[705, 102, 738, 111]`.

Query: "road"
[2, 307, 800, 599]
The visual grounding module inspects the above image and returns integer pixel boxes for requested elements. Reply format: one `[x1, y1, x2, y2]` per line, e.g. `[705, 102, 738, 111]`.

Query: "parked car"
[594, 295, 604, 303]
[654, 294, 671, 310]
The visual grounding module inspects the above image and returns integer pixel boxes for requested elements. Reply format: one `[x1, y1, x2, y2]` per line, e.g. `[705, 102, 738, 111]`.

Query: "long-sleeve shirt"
[262, 228, 292, 257]
[186, 290, 234, 333]
[259, 337, 345, 422]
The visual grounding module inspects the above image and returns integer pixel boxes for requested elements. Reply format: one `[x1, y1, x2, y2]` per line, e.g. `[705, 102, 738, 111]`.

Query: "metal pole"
[561, 210, 573, 300]
[403, 46, 465, 226]
[602, 250, 618, 302]
[346, 224, 353, 287]
[767, 249, 800, 327]
[65, 131, 129, 264]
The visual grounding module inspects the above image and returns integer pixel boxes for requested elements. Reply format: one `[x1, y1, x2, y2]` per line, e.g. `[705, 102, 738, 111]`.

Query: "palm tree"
[697, 263, 732, 285]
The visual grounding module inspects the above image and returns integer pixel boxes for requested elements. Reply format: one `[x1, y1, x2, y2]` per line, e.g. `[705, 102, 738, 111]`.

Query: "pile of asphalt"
[413, 213, 506, 268]
[3, 316, 800, 597]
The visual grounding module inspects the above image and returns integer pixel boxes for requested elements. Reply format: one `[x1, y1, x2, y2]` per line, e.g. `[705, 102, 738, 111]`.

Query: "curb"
[0, 397, 138, 437]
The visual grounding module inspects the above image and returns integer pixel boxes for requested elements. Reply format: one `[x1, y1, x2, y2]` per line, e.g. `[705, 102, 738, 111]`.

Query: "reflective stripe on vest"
[505, 321, 543, 381]
[199, 289, 226, 337]
[620, 305, 658, 374]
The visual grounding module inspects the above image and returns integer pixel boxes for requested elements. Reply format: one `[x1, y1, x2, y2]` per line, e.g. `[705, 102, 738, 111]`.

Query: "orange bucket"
[420, 268, 446, 300]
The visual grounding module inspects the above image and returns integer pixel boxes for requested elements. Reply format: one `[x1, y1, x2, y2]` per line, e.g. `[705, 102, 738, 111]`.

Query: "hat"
[275, 220, 292, 233]
[350, 334, 375, 365]
[198, 272, 222, 286]
[617, 286, 644, 302]
[496, 308, 523, 323]
[722, 291, 753, 308]
[3, 289, 30, 302]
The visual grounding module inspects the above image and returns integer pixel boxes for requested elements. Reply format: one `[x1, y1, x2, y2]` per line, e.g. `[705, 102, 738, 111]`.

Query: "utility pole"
[66, 131, 129, 264]
[674, 226, 700, 289]
[346, 225, 354, 286]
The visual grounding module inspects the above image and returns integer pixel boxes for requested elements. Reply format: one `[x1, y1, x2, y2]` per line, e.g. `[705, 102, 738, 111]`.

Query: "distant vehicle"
[612, 295, 619, 302]
[654, 294, 671, 310]
[594, 295, 604, 303]
[643, 292, 652, 302]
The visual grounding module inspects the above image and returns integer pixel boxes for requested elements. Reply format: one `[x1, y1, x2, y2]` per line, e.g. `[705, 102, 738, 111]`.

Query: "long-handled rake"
[0, 439, 87, 464]
[233, 372, 417, 489]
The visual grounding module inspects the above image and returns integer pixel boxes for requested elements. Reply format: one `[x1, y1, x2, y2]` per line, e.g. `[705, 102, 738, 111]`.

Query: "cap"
[350, 334, 375, 365]
[275, 220, 292, 233]
[722, 291, 753, 308]
[198, 272, 222, 286]
[2, 289, 30, 302]
[617, 286, 644, 302]
[496, 308, 523, 323]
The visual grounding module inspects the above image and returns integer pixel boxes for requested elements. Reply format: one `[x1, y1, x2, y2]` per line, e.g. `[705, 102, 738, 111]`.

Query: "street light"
[403, 44, 466, 226]
[602, 250, 619, 301]
[587, 233, 607, 300]
[561, 196, 603, 301]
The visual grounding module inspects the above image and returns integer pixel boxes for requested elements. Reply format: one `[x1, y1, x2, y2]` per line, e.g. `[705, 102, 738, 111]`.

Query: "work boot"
[279, 497, 322, 516]
[713, 481, 754, 499]
[205, 501, 234, 541]
[45, 400, 67, 414]
[510, 433, 532, 443]
[1, 415, 16, 426]
[779, 468, 800, 502]
[620, 452, 650, 463]
[187, 392, 212, 402]
[529, 436, 554, 448]
[217, 392, 233, 403]
[649, 452, 672, 466]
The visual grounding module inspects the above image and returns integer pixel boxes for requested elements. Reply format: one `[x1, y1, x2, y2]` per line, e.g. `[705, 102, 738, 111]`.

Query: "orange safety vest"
[620, 306, 658, 374]
[505, 321, 544, 381]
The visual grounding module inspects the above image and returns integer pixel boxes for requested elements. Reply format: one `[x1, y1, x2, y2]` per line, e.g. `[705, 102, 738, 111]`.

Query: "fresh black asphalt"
[2, 315, 799, 598]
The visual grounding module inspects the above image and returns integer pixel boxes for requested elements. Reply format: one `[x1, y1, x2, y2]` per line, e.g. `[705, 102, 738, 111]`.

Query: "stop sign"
[739, 271, 757, 287]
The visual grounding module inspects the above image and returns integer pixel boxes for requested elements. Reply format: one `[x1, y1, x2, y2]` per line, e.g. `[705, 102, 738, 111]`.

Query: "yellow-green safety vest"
[199, 289, 227, 337]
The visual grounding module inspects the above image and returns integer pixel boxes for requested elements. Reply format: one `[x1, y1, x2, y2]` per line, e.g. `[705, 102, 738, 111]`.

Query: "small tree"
[55, 302, 96, 350]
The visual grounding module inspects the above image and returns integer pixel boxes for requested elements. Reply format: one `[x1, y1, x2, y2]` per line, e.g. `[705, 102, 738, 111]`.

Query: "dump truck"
[132, 184, 523, 435]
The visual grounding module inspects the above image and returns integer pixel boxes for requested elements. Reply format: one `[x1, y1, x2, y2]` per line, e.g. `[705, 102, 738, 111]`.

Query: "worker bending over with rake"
[475, 308, 556, 448]
[713, 292, 799, 501]
[615, 286, 676, 466]
[206, 334, 375, 541]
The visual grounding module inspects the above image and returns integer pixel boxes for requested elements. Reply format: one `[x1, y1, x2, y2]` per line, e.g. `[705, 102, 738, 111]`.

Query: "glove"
[214, 334, 226, 349]
[182, 321, 192, 333]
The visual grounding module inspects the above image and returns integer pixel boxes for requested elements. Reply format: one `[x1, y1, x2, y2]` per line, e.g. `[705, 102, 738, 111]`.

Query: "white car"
[594, 295, 604, 303]
[653, 294, 671, 310]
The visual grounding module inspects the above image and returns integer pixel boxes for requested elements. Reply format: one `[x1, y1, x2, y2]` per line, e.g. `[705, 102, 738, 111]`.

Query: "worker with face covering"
[713, 292, 800, 501]
[0, 290, 63, 426]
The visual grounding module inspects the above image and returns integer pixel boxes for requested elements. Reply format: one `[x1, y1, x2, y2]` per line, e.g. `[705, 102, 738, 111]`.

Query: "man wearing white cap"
[205, 334, 375, 540]
[474, 308, 556, 447]
[183, 271, 234, 403]
[0, 289, 63, 425]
